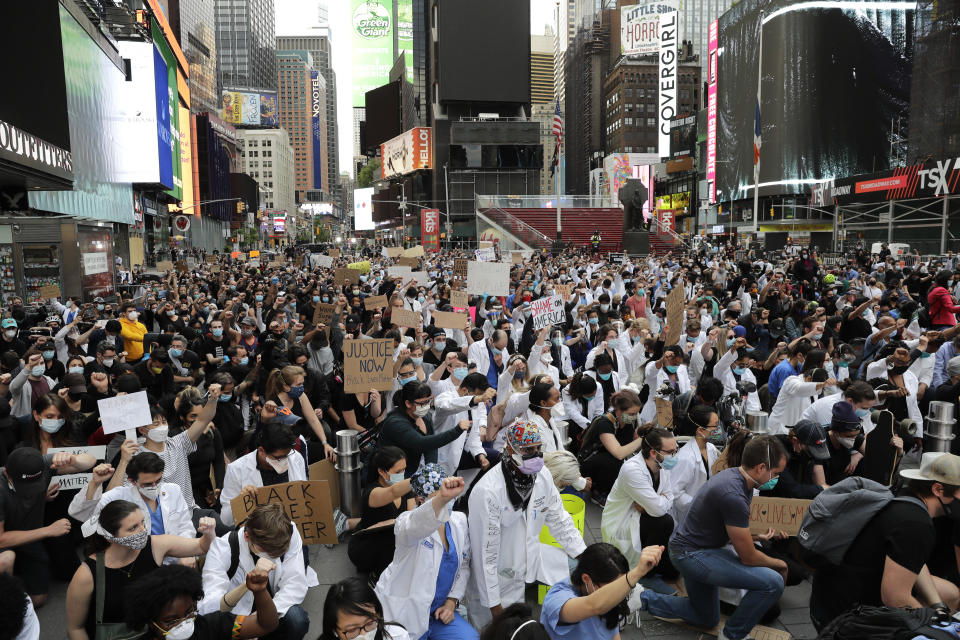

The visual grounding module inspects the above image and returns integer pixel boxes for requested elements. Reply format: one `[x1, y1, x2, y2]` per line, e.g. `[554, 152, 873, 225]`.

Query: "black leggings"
[641, 511, 679, 579]
[580, 450, 623, 496]
[347, 527, 396, 577]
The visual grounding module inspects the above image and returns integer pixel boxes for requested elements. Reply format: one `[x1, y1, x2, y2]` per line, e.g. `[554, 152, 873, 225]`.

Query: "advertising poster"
[259, 92, 278, 126]
[621, 2, 678, 56]
[657, 0, 680, 158]
[311, 72, 324, 189]
[151, 19, 181, 202]
[221, 91, 241, 125]
[421, 209, 440, 252]
[351, 0, 394, 107]
[707, 19, 718, 203]
[153, 46, 173, 189]
[397, 0, 414, 82]
[240, 92, 260, 126]
[380, 127, 433, 180]
[78, 227, 115, 300]
[670, 114, 697, 159]
[354, 187, 374, 231]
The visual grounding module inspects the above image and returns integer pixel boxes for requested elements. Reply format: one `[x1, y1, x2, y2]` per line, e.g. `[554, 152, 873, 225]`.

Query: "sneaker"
[627, 584, 646, 613]
[590, 492, 607, 508]
[718, 630, 753, 640]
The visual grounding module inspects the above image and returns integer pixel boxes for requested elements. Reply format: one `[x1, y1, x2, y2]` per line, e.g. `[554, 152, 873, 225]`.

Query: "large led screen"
[715, 0, 913, 202]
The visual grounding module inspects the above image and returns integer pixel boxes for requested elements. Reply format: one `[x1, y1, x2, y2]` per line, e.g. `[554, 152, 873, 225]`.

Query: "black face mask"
[889, 365, 910, 376]
[938, 495, 960, 520]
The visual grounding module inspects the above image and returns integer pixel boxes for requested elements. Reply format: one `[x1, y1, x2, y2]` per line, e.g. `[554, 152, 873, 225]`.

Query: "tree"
[357, 159, 381, 188]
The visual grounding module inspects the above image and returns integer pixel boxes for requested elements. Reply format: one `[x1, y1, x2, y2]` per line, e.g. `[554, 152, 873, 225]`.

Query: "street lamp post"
[398, 182, 408, 248]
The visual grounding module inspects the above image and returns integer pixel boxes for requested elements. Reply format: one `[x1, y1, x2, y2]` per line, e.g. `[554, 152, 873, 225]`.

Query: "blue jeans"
[262, 604, 309, 640]
[641, 547, 784, 640]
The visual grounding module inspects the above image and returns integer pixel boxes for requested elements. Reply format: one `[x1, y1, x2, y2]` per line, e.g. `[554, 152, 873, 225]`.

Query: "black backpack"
[817, 606, 955, 640]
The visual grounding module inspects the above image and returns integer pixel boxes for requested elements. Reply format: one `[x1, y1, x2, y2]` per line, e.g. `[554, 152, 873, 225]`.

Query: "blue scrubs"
[420, 523, 478, 640]
[147, 500, 164, 535]
[541, 579, 618, 640]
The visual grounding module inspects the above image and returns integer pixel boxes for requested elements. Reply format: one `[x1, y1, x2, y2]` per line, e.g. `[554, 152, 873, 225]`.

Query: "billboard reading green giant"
[351, 0, 393, 107]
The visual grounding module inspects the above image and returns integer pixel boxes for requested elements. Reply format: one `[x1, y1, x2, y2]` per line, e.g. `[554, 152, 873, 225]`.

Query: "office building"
[176, 0, 219, 113]
[214, 0, 277, 91]
[531, 28, 555, 105]
[276, 50, 316, 202]
[236, 128, 296, 215]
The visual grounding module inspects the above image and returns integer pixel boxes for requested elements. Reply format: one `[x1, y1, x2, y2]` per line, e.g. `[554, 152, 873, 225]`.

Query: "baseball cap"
[830, 401, 862, 432]
[4, 448, 47, 500]
[240, 316, 257, 327]
[733, 326, 747, 338]
[270, 405, 301, 426]
[1, 318, 17, 329]
[947, 355, 960, 379]
[901, 452, 960, 485]
[793, 420, 830, 461]
[62, 373, 87, 395]
[345, 313, 362, 328]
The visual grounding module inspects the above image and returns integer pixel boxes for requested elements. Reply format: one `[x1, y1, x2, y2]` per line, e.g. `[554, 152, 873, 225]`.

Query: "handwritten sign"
[315, 254, 334, 268]
[749, 497, 811, 536]
[312, 302, 336, 329]
[478, 241, 493, 249]
[347, 261, 371, 274]
[401, 245, 425, 258]
[386, 247, 403, 258]
[329, 249, 340, 258]
[343, 339, 394, 392]
[408, 271, 429, 283]
[390, 308, 422, 329]
[451, 290, 468, 308]
[388, 266, 412, 279]
[175, 261, 188, 273]
[531, 295, 565, 331]
[48, 446, 107, 492]
[268, 261, 284, 269]
[556, 284, 572, 299]
[156, 260, 174, 271]
[98, 391, 152, 435]
[248, 250, 260, 258]
[309, 460, 341, 510]
[210, 265, 220, 273]
[39, 285, 61, 299]
[512, 251, 525, 264]
[335, 268, 360, 284]
[453, 259, 469, 281]
[230, 480, 336, 545]
[397, 256, 420, 267]
[664, 286, 684, 347]
[206, 254, 218, 264]
[467, 261, 509, 296]
[365, 295, 388, 309]
[475, 247, 497, 262]
[434, 311, 469, 330]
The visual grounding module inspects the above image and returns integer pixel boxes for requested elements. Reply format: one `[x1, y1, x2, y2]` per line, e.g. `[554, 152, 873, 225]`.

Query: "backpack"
[577, 412, 615, 465]
[225, 528, 288, 580]
[797, 476, 927, 567]
[816, 605, 956, 640]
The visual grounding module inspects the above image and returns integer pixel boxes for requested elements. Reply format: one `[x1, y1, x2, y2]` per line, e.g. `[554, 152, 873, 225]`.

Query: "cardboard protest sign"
[335, 268, 360, 284]
[329, 249, 340, 258]
[312, 302, 336, 328]
[390, 307, 422, 328]
[98, 391, 152, 435]
[157, 260, 174, 271]
[365, 295, 388, 309]
[206, 254, 218, 263]
[386, 247, 403, 258]
[434, 311, 469, 330]
[467, 261, 509, 296]
[315, 254, 334, 268]
[478, 241, 493, 249]
[450, 290, 469, 308]
[475, 247, 496, 262]
[453, 259, 469, 281]
[268, 261, 284, 269]
[610, 253, 625, 265]
[210, 265, 220, 273]
[248, 250, 260, 258]
[230, 480, 336, 545]
[531, 295, 566, 331]
[556, 284, 572, 299]
[387, 266, 412, 279]
[48, 446, 106, 492]
[343, 339, 394, 392]
[248, 260, 261, 268]
[347, 261, 371, 274]
[664, 287, 684, 347]
[512, 251, 525, 264]
[401, 245, 425, 258]
[749, 497, 811, 536]
[39, 285, 61, 299]
[397, 256, 420, 267]
[309, 460, 341, 510]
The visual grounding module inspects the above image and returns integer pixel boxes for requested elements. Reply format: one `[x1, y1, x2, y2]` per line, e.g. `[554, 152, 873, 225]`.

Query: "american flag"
[550, 99, 563, 176]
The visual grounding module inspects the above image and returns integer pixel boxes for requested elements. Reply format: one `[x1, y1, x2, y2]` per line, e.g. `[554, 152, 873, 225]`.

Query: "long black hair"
[124, 565, 204, 631]
[321, 577, 403, 640]
[570, 543, 630, 629]
[480, 603, 550, 640]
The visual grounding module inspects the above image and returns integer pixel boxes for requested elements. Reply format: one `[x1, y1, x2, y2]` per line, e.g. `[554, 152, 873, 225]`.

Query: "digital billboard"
[311, 71, 324, 189]
[670, 114, 697, 160]
[604, 153, 656, 217]
[220, 90, 279, 127]
[113, 41, 163, 186]
[351, 0, 394, 107]
[397, 0, 414, 83]
[706, 19, 718, 203]
[153, 45, 174, 189]
[354, 187, 375, 230]
[151, 19, 182, 202]
[380, 127, 433, 180]
[715, 0, 913, 203]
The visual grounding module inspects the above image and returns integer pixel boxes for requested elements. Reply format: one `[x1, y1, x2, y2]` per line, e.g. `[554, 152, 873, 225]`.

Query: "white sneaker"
[626, 584, 646, 613]
[718, 630, 754, 640]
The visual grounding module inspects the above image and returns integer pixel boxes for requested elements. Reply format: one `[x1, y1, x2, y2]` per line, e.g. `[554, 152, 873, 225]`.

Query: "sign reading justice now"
[343, 338, 394, 393]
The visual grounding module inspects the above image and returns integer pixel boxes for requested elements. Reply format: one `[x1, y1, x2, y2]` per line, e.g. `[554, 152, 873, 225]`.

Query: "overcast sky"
[275, 0, 556, 179]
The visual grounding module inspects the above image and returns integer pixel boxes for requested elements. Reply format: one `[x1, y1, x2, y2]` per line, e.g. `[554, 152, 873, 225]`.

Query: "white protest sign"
[531, 295, 566, 330]
[48, 446, 106, 492]
[475, 247, 497, 262]
[467, 261, 510, 296]
[315, 254, 334, 268]
[409, 271, 429, 283]
[98, 391, 153, 435]
[387, 266, 412, 279]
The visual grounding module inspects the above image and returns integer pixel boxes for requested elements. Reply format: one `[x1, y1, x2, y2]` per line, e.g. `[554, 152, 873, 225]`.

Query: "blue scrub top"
[541, 579, 618, 640]
[147, 500, 164, 535]
[429, 522, 458, 613]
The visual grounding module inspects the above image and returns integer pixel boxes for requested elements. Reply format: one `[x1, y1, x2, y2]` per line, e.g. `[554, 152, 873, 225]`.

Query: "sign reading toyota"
[380, 127, 433, 180]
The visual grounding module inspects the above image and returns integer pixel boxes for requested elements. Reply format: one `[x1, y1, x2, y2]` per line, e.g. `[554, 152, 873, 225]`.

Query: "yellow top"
[119, 317, 148, 360]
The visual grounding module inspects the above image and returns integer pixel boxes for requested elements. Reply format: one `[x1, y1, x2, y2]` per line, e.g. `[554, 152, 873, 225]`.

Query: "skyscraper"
[214, 0, 277, 91]
[531, 29, 555, 105]
[681, 0, 733, 64]
[177, 0, 219, 113]
[276, 50, 316, 202]
[277, 34, 339, 199]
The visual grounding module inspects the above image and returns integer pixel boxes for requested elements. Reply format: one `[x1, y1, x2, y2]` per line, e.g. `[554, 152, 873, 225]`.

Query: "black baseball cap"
[793, 419, 830, 461]
[4, 448, 47, 500]
[63, 373, 87, 395]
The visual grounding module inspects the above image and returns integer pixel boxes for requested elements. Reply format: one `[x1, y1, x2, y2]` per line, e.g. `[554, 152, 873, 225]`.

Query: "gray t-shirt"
[670, 467, 752, 553]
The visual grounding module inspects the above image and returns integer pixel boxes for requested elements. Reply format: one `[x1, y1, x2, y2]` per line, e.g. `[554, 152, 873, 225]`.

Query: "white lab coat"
[376, 500, 470, 640]
[198, 523, 316, 616]
[583, 369, 622, 415]
[219, 449, 308, 526]
[585, 344, 631, 388]
[640, 362, 691, 423]
[767, 375, 821, 435]
[714, 350, 761, 413]
[601, 455, 675, 566]
[69, 482, 195, 539]
[801, 393, 876, 435]
[494, 391, 532, 452]
[663, 440, 718, 526]
[865, 369, 924, 436]
[561, 385, 602, 432]
[526, 409, 564, 453]
[466, 463, 586, 627]
[529, 343, 561, 390]
[433, 390, 486, 474]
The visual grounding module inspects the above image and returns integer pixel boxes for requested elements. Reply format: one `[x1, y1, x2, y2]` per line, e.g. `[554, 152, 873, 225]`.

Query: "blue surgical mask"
[212, 328, 223, 337]
[97, 304, 105, 311]
[169, 348, 183, 358]
[665, 365, 679, 374]
[30, 365, 45, 377]
[491, 347, 503, 355]
[452, 367, 469, 380]
[732, 366, 747, 376]
[757, 476, 779, 491]
[551, 337, 562, 347]
[239, 357, 249, 366]
[411, 357, 423, 366]
[659, 454, 679, 470]
[812, 333, 823, 341]
[256, 295, 264, 302]
[388, 472, 404, 484]
[589, 317, 599, 325]
[686, 335, 698, 343]
[855, 408, 870, 418]
[313, 296, 320, 303]
[399, 375, 416, 386]
[69, 366, 84, 374]
[42, 350, 55, 360]
[40, 418, 65, 433]
[889, 309, 899, 319]
[726, 338, 735, 347]
[219, 394, 233, 402]
[598, 371, 612, 381]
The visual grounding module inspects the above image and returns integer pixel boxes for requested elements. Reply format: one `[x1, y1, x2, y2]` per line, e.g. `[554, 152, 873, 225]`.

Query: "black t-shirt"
[189, 611, 241, 640]
[840, 316, 872, 342]
[357, 484, 412, 530]
[199, 337, 228, 372]
[170, 349, 202, 381]
[815, 496, 932, 620]
[822, 433, 865, 486]
[594, 415, 635, 447]
[0, 454, 55, 532]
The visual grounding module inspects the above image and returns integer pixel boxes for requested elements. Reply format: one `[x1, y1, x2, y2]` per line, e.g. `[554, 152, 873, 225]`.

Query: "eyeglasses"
[155, 610, 196, 632]
[657, 447, 679, 456]
[338, 618, 379, 639]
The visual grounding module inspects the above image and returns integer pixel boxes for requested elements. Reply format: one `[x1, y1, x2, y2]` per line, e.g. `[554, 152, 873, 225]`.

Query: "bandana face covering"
[97, 525, 149, 550]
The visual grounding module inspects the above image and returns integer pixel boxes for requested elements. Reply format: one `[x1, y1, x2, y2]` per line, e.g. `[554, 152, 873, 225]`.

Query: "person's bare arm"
[65, 564, 94, 640]
[368, 478, 413, 509]
[880, 556, 923, 608]
[186, 384, 221, 443]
